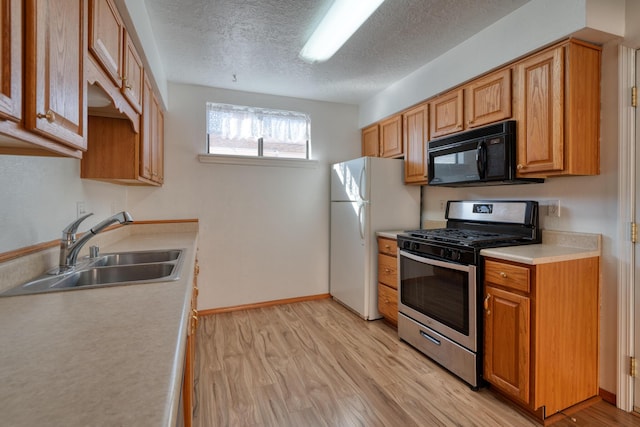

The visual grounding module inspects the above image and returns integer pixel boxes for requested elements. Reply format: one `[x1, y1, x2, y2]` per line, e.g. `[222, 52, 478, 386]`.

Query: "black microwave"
[427, 120, 543, 187]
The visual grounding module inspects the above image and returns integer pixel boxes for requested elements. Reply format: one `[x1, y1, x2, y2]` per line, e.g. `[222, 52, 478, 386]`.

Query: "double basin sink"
[2, 249, 184, 297]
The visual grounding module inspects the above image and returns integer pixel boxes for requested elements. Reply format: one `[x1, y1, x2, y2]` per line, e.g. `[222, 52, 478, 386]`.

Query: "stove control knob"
[439, 248, 446, 258]
[403, 241, 411, 249]
[411, 243, 420, 251]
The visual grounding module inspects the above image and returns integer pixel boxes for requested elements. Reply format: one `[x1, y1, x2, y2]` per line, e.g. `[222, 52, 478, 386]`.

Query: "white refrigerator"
[330, 156, 421, 320]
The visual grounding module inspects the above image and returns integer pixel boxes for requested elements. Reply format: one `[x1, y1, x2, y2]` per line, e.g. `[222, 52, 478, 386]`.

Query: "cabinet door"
[140, 75, 153, 180]
[25, 0, 87, 150]
[403, 103, 428, 184]
[514, 46, 564, 174]
[429, 88, 463, 138]
[123, 31, 143, 113]
[152, 94, 164, 183]
[378, 253, 397, 289]
[378, 283, 398, 326]
[484, 285, 530, 404]
[380, 115, 402, 158]
[0, 0, 22, 121]
[88, 0, 124, 88]
[377, 237, 397, 257]
[140, 73, 164, 184]
[362, 124, 379, 157]
[183, 265, 198, 427]
[465, 68, 511, 128]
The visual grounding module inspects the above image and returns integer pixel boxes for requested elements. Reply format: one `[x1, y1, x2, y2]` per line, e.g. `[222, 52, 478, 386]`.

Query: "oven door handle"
[399, 249, 473, 273]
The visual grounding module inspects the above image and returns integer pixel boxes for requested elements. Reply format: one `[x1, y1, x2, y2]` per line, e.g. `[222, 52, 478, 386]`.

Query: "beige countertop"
[0, 222, 198, 427]
[480, 230, 601, 265]
[376, 220, 447, 240]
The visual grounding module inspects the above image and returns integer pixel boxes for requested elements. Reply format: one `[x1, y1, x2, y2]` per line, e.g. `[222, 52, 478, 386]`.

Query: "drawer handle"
[384, 268, 392, 273]
[420, 330, 441, 346]
[384, 244, 391, 250]
[499, 272, 507, 278]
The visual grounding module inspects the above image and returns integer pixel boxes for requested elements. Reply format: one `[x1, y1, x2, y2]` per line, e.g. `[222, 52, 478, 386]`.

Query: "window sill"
[198, 154, 319, 169]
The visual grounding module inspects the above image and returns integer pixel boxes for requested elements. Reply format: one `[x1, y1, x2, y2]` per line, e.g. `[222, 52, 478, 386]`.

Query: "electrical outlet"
[439, 200, 446, 211]
[76, 201, 86, 218]
[547, 200, 560, 217]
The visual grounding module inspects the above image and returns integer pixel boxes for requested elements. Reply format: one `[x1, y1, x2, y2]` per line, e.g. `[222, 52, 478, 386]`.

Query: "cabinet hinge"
[631, 357, 638, 378]
[632, 86, 638, 108]
[632, 222, 638, 243]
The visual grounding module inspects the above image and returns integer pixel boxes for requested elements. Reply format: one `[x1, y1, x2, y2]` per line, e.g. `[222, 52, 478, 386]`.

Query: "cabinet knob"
[384, 244, 391, 250]
[517, 164, 525, 170]
[122, 76, 132, 90]
[384, 268, 392, 273]
[500, 272, 507, 278]
[36, 110, 55, 123]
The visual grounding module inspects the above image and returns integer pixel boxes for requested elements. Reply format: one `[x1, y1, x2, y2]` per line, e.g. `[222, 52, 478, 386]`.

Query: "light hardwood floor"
[193, 298, 640, 426]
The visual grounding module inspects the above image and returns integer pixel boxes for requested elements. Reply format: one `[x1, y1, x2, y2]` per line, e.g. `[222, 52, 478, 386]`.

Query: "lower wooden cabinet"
[377, 236, 398, 325]
[183, 258, 199, 427]
[483, 256, 599, 420]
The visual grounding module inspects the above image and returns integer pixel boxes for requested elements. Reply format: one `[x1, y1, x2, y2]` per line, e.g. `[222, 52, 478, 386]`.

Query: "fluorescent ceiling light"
[299, 0, 386, 63]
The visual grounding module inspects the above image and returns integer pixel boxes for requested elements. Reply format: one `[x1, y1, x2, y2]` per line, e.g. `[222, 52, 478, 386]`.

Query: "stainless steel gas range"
[396, 200, 540, 389]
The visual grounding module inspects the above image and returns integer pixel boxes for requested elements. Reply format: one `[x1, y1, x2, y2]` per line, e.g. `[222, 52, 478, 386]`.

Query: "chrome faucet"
[58, 211, 134, 273]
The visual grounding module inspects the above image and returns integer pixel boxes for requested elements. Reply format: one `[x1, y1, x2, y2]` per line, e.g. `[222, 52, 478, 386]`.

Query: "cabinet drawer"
[485, 259, 530, 293]
[378, 283, 398, 325]
[378, 254, 398, 289]
[378, 237, 397, 257]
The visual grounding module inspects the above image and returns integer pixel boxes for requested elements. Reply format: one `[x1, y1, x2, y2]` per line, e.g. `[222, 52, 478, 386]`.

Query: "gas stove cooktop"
[398, 201, 541, 264]
[404, 228, 523, 247]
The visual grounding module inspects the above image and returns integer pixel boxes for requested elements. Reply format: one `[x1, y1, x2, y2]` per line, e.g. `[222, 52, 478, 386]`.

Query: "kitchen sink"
[89, 249, 182, 267]
[1, 249, 184, 297]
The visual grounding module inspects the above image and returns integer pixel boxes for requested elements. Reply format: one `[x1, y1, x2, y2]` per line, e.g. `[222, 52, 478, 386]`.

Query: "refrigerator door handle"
[358, 164, 366, 201]
[358, 203, 365, 240]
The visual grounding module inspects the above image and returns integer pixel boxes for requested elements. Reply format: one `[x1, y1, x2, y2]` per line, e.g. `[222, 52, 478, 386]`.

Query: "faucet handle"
[62, 213, 94, 238]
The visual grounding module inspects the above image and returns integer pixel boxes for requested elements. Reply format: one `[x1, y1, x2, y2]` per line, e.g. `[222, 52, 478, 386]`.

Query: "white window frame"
[199, 102, 318, 168]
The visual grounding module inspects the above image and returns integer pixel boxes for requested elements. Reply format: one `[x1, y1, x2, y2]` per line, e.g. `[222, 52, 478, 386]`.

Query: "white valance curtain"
[206, 102, 310, 142]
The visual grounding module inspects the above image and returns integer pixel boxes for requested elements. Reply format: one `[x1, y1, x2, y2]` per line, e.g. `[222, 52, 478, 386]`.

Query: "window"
[206, 102, 311, 159]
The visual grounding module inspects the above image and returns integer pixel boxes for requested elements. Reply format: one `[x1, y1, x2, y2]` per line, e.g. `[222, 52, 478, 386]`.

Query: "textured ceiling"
[143, 0, 531, 105]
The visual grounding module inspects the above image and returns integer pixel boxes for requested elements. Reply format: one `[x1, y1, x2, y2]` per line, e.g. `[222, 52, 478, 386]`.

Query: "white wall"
[126, 83, 359, 310]
[0, 156, 127, 253]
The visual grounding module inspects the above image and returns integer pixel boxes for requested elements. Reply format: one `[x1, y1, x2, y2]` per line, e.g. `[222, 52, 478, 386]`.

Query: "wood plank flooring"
[193, 298, 640, 426]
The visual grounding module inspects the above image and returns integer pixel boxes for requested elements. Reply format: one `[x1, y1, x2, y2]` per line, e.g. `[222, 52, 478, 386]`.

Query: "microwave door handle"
[476, 140, 487, 179]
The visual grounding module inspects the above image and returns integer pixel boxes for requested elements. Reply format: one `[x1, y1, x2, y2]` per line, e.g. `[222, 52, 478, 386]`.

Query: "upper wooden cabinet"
[123, 32, 144, 113]
[82, 75, 164, 186]
[24, 0, 87, 150]
[483, 257, 599, 420]
[0, 0, 22, 122]
[403, 103, 428, 185]
[362, 123, 379, 157]
[465, 68, 511, 129]
[89, 0, 143, 113]
[88, 0, 124, 87]
[430, 68, 512, 139]
[514, 39, 600, 176]
[429, 88, 463, 138]
[140, 73, 164, 184]
[379, 115, 403, 158]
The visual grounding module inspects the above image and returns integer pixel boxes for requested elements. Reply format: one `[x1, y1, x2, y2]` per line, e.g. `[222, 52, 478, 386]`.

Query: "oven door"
[398, 250, 477, 351]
